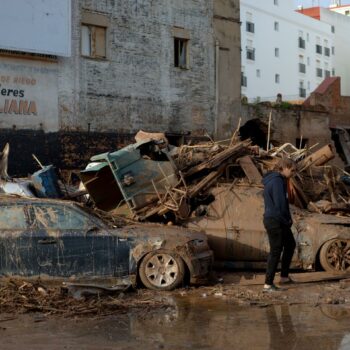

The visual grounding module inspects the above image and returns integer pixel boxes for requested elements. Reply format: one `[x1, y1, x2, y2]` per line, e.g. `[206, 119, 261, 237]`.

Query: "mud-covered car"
[0, 196, 213, 291]
[187, 185, 350, 273]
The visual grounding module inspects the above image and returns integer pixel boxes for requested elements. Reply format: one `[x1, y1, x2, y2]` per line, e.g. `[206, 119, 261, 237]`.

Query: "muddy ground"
[1, 271, 350, 349]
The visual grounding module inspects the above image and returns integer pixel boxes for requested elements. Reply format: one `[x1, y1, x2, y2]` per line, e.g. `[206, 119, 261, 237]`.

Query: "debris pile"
[0, 279, 170, 317]
[2, 129, 350, 221]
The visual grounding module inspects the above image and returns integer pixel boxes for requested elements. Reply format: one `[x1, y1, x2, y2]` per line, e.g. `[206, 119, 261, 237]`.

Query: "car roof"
[0, 194, 78, 207]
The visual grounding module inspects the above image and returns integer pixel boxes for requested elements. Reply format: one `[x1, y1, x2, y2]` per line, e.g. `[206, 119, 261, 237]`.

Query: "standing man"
[262, 158, 297, 292]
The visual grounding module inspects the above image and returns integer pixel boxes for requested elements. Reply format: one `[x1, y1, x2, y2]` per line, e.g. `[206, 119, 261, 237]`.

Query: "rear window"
[0, 205, 27, 229]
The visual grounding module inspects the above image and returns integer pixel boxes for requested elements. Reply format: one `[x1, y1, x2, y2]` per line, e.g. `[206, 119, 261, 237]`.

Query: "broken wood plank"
[290, 271, 350, 284]
[238, 156, 262, 184]
[184, 140, 251, 177]
[298, 144, 335, 171]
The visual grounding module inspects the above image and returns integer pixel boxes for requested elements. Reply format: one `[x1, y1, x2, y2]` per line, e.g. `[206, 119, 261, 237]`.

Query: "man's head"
[276, 158, 296, 179]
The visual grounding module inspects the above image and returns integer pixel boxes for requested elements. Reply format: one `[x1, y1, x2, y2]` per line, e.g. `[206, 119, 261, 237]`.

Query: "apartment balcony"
[299, 63, 306, 73]
[298, 37, 305, 49]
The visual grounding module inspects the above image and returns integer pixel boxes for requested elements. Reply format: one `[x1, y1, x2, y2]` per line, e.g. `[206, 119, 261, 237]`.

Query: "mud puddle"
[1, 295, 350, 350]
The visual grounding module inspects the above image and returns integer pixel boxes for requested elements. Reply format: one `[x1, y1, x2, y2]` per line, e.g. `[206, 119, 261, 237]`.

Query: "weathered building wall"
[213, 0, 241, 138]
[241, 104, 333, 151]
[59, 0, 217, 135]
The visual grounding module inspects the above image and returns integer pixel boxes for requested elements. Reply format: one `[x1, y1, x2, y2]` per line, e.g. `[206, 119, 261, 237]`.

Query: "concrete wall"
[59, 0, 217, 135]
[241, 104, 332, 151]
[213, 0, 241, 137]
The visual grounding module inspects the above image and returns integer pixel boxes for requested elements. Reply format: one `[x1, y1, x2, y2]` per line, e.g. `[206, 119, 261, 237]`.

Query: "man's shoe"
[279, 277, 295, 285]
[263, 284, 283, 292]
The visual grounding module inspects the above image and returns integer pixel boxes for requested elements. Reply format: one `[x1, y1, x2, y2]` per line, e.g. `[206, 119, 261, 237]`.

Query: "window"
[256, 69, 261, 77]
[274, 22, 279, 31]
[0, 206, 27, 229]
[316, 68, 323, 78]
[299, 81, 306, 98]
[275, 74, 280, 83]
[299, 37, 305, 49]
[332, 46, 335, 55]
[331, 25, 335, 33]
[241, 72, 247, 87]
[324, 47, 330, 56]
[246, 21, 255, 33]
[31, 205, 92, 230]
[246, 47, 255, 60]
[325, 69, 331, 78]
[316, 44, 322, 54]
[174, 37, 189, 69]
[299, 63, 306, 73]
[275, 48, 279, 57]
[81, 24, 107, 58]
[332, 68, 335, 76]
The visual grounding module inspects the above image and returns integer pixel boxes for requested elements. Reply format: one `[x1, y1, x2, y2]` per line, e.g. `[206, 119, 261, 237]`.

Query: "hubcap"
[145, 254, 179, 287]
[326, 240, 350, 271]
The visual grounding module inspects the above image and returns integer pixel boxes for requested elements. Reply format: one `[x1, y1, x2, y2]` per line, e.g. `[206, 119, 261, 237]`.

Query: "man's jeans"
[264, 217, 296, 285]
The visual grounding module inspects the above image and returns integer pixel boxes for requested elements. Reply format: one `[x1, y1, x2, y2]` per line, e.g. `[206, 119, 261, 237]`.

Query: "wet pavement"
[1, 294, 350, 350]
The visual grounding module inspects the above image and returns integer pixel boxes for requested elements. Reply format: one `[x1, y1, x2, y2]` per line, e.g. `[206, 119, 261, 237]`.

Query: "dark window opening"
[174, 38, 188, 69]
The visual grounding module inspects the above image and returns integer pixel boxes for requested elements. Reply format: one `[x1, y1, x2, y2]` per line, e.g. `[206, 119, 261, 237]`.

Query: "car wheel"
[319, 239, 350, 273]
[139, 250, 185, 291]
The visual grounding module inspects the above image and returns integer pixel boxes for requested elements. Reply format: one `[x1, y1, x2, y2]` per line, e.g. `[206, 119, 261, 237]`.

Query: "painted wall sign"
[0, 58, 59, 131]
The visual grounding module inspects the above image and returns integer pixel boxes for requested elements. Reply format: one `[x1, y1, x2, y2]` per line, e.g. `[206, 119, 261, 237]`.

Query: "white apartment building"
[299, 4, 350, 96]
[241, 0, 334, 102]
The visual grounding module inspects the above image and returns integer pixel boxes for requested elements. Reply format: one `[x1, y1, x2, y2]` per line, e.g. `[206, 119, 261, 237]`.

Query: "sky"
[293, 0, 331, 7]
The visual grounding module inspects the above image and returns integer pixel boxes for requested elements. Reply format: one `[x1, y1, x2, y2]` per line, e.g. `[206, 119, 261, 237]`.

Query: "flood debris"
[0, 279, 170, 317]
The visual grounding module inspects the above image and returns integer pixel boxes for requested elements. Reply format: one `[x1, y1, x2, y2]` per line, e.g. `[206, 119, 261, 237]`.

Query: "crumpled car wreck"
[0, 195, 213, 291]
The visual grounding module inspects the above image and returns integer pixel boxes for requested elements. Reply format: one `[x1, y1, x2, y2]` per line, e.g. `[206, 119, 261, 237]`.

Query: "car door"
[0, 203, 39, 276]
[29, 202, 116, 278]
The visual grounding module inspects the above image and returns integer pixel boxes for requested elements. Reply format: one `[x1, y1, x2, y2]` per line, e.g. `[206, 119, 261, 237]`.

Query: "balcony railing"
[299, 88, 306, 98]
[299, 63, 306, 73]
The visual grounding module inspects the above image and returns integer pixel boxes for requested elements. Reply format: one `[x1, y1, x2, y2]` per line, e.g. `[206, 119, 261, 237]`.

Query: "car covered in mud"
[186, 185, 350, 273]
[0, 196, 213, 291]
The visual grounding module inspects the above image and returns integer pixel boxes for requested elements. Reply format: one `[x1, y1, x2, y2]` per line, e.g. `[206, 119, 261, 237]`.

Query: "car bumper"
[187, 250, 214, 284]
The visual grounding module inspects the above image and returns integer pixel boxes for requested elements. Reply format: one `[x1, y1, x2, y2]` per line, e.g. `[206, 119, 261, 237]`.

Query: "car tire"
[139, 250, 185, 291]
[319, 239, 350, 273]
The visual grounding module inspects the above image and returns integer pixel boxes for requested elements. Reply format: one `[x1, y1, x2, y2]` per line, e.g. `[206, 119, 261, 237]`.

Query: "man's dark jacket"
[262, 172, 292, 226]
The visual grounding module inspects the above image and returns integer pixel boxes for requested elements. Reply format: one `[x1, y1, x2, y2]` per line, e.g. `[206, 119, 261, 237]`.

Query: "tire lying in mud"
[139, 250, 185, 291]
[319, 239, 350, 273]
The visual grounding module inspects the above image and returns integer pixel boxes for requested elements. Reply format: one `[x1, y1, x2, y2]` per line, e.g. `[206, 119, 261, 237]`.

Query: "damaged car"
[0, 195, 213, 291]
[186, 184, 350, 273]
